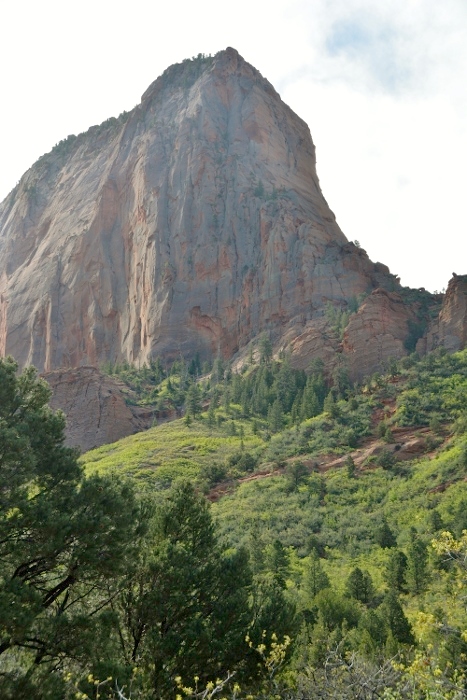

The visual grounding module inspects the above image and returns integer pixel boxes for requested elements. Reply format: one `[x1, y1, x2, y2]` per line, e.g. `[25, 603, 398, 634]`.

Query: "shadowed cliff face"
[0, 48, 398, 372]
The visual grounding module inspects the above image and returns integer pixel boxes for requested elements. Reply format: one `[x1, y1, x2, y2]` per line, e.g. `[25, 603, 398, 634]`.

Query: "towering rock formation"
[0, 48, 399, 372]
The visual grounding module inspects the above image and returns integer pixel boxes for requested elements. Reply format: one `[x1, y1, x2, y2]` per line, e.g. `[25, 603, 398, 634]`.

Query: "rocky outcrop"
[280, 318, 342, 373]
[418, 274, 467, 354]
[43, 367, 153, 451]
[342, 288, 417, 381]
[0, 48, 398, 372]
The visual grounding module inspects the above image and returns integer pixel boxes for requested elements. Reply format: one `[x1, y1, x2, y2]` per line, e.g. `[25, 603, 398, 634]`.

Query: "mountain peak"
[140, 47, 277, 107]
[0, 50, 399, 372]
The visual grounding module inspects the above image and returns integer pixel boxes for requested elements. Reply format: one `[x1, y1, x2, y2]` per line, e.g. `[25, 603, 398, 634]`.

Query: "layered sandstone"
[0, 48, 399, 372]
[342, 288, 418, 382]
[418, 274, 467, 354]
[43, 367, 153, 451]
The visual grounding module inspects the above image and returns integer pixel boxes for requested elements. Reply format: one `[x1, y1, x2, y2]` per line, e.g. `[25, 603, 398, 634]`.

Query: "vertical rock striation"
[419, 274, 467, 354]
[0, 48, 399, 372]
[42, 367, 153, 452]
[342, 289, 418, 382]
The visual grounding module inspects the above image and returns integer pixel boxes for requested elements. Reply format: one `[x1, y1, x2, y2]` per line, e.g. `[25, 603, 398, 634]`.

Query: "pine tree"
[268, 398, 284, 433]
[323, 391, 338, 418]
[222, 386, 231, 412]
[302, 551, 330, 600]
[345, 567, 374, 605]
[380, 591, 414, 645]
[375, 519, 397, 548]
[406, 530, 429, 594]
[346, 455, 356, 478]
[285, 461, 309, 491]
[0, 357, 141, 695]
[117, 482, 252, 697]
[385, 550, 408, 592]
[259, 334, 273, 364]
[207, 402, 216, 427]
[275, 358, 296, 412]
[186, 382, 202, 417]
[301, 385, 320, 420]
[264, 539, 290, 588]
[212, 356, 224, 384]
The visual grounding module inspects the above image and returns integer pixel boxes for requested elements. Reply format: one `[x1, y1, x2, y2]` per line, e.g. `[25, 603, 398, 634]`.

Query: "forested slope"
[3, 348, 467, 698]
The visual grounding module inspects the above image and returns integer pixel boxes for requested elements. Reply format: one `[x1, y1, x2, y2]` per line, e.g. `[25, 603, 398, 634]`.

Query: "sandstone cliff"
[418, 274, 467, 354]
[342, 288, 418, 382]
[42, 367, 153, 452]
[0, 48, 399, 372]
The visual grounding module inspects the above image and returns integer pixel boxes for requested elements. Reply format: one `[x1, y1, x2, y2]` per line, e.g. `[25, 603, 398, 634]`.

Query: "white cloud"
[278, 0, 467, 290]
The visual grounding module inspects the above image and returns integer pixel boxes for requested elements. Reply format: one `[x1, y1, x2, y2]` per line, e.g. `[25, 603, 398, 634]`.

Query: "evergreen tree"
[241, 389, 251, 417]
[375, 519, 397, 548]
[345, 567, 374, 605]
[346, 455, 356, 478]
[307, 360, 327, 407]
[385, 550, 408, 592]
[275, 358, 296, 412]
[314, 589, 360, 632]
[406, 530, 429, 594]
[259, 334, 273, 364]
[247, 524, 266, 574]
[428, 509, 444, 533]
[301, 384, 320, 420]
[212, 356, 224, 384]
[247, 575, 297, 673]
[268, 398, 284, 433]
[323, 391, 338, 418]
[302, 551, 330, 600]
[231, 373, 243, 403]
[207, 402, 216, 427]
[285, 461, 309, 491]
[149, 357, 165, 384]
[332, 364, 351, 399]
[358, 609, 387, 646]
[186, 381, 202, 417]
[264, 539, 290, 588]
[0, 357, 141, 697]
[380, 591, 414, 645]
[291, 392, 302, 424]
[117, 482, 252, 697]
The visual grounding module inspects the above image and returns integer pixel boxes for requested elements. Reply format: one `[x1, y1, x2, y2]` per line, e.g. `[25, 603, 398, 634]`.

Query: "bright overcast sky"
[1, 0, 466, 292]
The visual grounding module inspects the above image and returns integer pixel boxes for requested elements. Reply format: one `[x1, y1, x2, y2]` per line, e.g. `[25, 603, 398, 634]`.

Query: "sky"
[1, 0, 466, 292]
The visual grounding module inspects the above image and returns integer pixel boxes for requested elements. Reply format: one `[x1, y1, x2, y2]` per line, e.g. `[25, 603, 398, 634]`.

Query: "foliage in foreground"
[0, 358, 294, 698]
[5, 348, 467, 697]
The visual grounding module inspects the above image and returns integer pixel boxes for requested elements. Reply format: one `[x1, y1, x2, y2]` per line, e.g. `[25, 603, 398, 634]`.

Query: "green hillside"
[4, 349, 467, 698]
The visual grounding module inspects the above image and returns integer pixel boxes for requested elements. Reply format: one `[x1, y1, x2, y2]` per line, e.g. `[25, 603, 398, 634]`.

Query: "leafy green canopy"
[0, 359, 297, 699]
[0, 357, 142, 698]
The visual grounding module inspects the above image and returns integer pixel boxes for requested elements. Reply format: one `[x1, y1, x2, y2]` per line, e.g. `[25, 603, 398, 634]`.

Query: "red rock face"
[42, 367, 152, 452]
[0, 48, 398, 372]
[420, 275, 467, 354]
[342, 289, 417, 382]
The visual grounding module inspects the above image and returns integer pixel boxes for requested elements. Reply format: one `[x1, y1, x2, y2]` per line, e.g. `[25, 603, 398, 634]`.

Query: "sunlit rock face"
[0, 48, 398, 372]
[42, 367, 153, 452]
[418, 274, 467, 354]
[342, 289, 418, 382]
